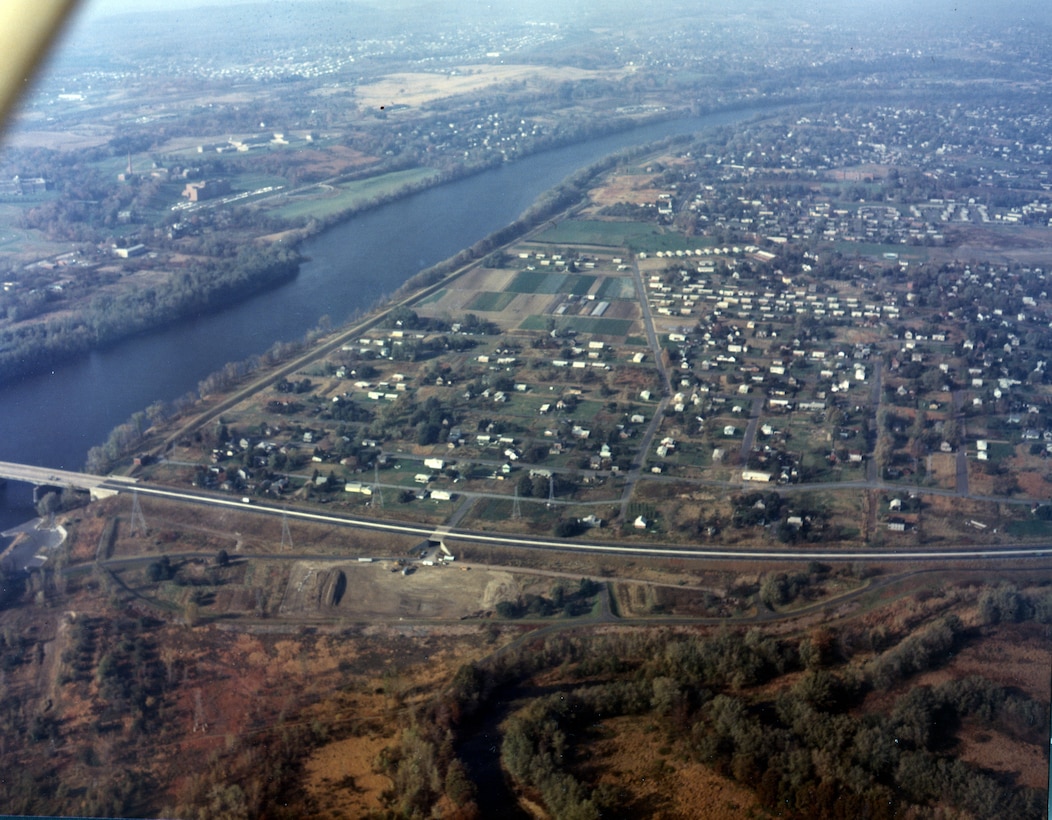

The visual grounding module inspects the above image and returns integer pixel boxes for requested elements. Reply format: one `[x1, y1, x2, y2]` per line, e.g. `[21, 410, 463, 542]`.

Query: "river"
[0, 106, 771, 532]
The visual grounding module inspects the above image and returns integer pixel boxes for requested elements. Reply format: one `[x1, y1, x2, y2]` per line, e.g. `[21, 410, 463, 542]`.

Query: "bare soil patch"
[588, 172, 666, 209]
[925, 452, 959, 490]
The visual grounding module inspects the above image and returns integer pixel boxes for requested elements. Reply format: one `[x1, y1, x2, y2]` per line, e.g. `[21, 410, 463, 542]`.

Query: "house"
[182, 179, 231, 201]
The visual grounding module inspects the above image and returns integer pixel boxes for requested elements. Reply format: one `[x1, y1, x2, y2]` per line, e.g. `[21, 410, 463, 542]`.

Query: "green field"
[985, 441, 1015, 460]
[831, 241, 931, 260]
[0, 204, 79, 258]
[533, 220, 718, 254]
[269, 168, 441, 221]
[466, 291, 517, 311]
[506, 271, 597, 295]
[533, 219, 654, 247]
[415, 288, 447, 306]
[595, 276, 637, 300]
[520, 315, 633, 336]
[507, 270, 567, 294]
[1006, 519, 1052, 538]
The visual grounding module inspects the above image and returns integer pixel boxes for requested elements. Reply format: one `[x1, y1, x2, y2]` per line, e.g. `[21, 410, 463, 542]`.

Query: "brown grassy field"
[354, 64, 631, 110]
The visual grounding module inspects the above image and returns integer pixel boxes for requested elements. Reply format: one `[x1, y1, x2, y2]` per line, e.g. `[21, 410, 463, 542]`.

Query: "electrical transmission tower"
[512, 483, 522, 519]
[129, 490, 148, 537]
[546, 475, 555, 509]
[280, 509, 293, 552]
[371, 462, 383, 508]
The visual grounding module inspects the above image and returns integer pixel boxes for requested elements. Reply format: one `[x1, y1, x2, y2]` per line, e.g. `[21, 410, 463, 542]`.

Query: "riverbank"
[0, 518, 66, 575]
[0, 245, 302, 386]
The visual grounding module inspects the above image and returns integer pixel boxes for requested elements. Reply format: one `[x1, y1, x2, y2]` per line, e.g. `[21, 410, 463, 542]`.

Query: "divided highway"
[3, 458, 1046, 565]
[122, 480, 1052, 564]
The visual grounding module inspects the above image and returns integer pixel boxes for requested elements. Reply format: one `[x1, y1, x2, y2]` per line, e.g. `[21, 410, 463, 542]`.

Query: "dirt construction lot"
[275, 560, 552, 619]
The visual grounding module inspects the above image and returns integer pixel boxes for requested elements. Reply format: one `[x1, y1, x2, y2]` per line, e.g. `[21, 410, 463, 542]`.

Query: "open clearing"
[354, 64, 631, 109]
[268, 167, 441, 221]
[255, 560, 559, 621]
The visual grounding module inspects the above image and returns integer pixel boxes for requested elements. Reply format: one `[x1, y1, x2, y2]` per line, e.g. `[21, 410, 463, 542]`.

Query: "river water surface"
[0, 106, 771, 531]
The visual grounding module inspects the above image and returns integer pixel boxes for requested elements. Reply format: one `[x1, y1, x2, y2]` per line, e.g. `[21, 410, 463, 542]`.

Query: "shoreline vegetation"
[83, 131, 691, 474]
[0, 245, 302, 385]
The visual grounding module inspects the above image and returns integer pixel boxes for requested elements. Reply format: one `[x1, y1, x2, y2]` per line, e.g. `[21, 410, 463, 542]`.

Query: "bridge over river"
[0, 461, 137, 501]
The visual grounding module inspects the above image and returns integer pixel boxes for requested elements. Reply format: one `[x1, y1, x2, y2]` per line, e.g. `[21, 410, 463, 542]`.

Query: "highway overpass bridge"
[0, 461, 137, 501]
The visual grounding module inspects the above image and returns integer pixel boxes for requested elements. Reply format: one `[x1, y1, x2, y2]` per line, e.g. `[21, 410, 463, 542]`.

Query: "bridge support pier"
[32, 484, 62, 504]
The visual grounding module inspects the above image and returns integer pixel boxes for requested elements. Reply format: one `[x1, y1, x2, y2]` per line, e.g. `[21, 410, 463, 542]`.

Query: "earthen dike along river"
[0, 106, 770, 531]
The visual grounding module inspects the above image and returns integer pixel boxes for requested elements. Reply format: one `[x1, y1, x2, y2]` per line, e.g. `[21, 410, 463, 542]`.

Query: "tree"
[36, 491, 61, 520]
[215, 549, 230, 567]
[183, 601, 200, 627]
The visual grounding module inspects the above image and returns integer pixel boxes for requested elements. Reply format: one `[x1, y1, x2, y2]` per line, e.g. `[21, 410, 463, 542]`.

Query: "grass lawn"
[831, 240, 931, 260]
[533, 220, 718, 254]
[1006, 519, 1052, 538]
[986, 441, 1015, 460]
[269, 168, 440, 221]
[533, 219, 655, 247]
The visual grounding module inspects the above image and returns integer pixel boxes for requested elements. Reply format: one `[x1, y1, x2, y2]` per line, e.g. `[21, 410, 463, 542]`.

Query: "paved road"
[0, 460, 137, 496]
[618, 255, 673, 520]
[953, 389, 970, 495]
[739, 394, 765, 460]
[121, 480, 1052, 564]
